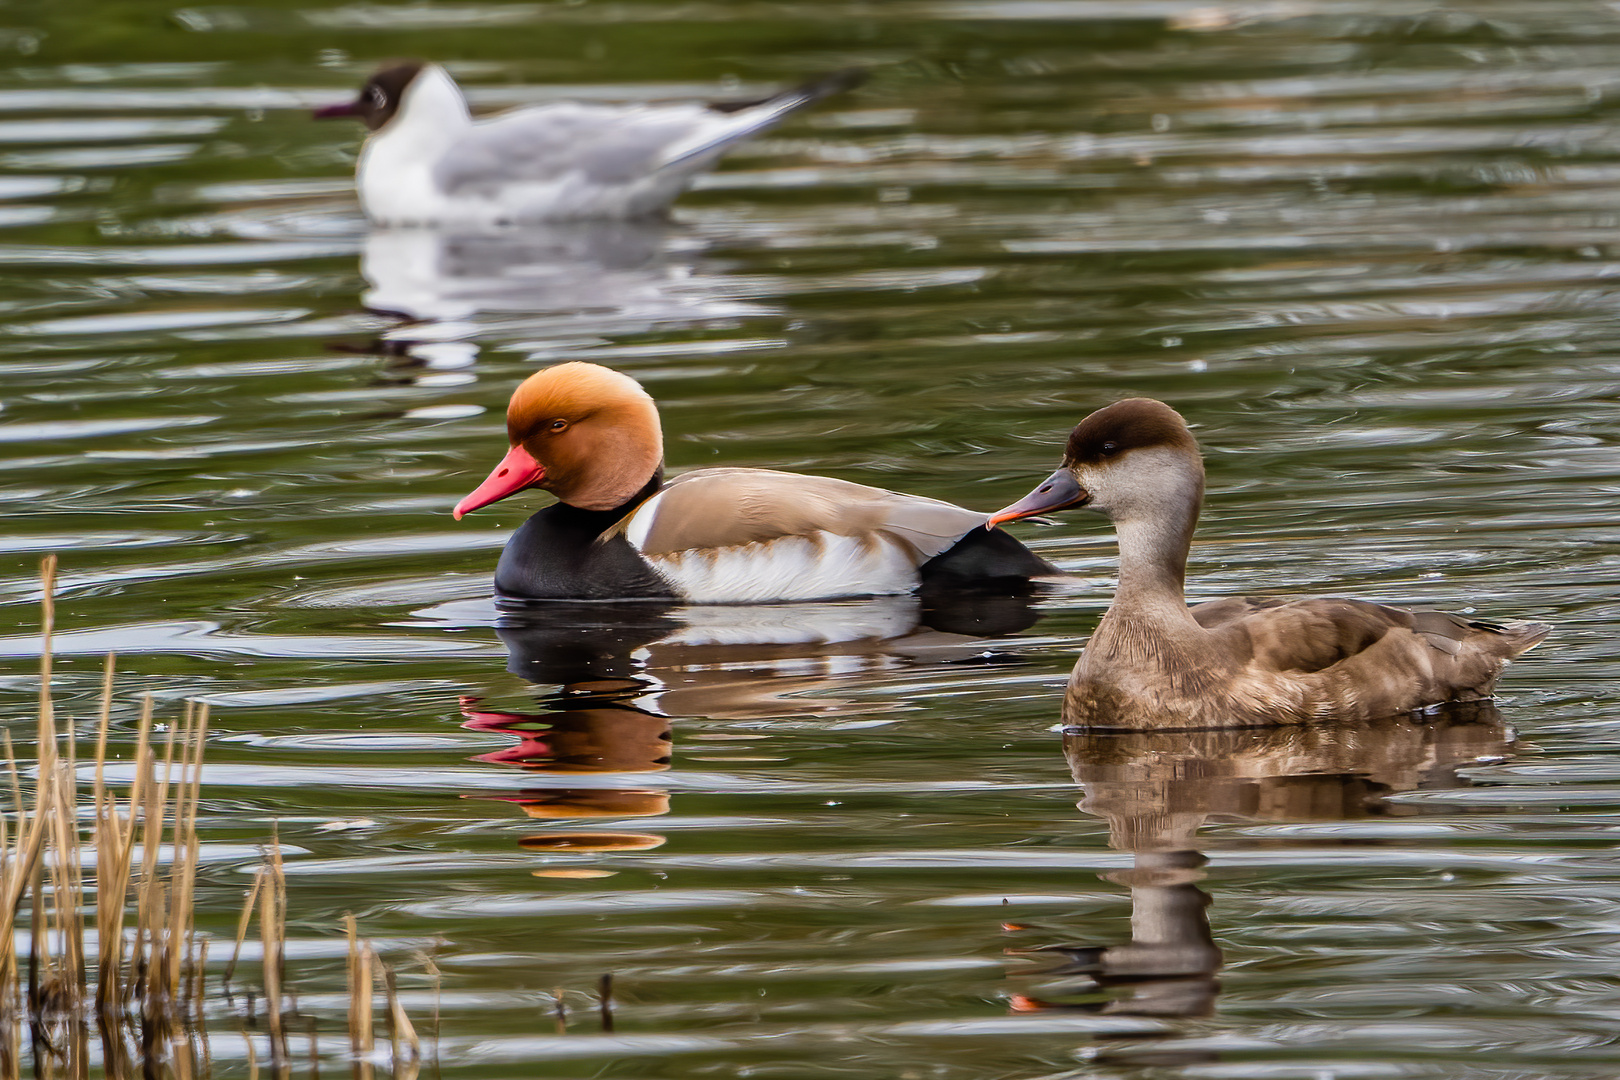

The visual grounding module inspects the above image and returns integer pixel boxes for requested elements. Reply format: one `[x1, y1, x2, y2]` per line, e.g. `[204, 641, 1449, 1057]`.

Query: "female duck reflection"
[1007, 704, 1514, 1019]
[458, 593, 1043, 850]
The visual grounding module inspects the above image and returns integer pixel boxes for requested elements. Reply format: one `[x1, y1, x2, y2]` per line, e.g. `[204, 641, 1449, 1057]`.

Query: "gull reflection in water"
[355, 221, 768, 374]
[1007, 704, 1515, 1021]
[461, 592, 1045, 856]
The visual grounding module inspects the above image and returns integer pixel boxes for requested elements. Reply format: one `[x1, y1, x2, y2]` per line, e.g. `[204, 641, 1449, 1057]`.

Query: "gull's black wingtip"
[708, 67, 869, 114]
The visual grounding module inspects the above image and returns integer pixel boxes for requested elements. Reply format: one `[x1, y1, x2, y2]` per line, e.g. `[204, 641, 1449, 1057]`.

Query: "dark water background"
[3, 0, 1620, 1075]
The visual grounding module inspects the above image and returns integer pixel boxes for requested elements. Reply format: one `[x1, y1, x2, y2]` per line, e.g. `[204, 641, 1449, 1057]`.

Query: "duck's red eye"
[548, 419, 569, 432]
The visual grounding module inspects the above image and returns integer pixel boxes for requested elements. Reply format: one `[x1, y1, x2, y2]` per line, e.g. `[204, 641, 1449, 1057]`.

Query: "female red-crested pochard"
[454, 362, 1057, 602]
[988, 398, 1550, 728]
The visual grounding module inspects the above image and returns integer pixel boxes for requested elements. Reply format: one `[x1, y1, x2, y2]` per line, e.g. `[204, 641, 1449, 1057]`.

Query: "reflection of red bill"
[1006, 994, 1050, 1013]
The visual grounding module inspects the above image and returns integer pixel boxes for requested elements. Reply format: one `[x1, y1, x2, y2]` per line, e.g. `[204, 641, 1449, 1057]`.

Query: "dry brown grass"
[0, 557, 425, 1079]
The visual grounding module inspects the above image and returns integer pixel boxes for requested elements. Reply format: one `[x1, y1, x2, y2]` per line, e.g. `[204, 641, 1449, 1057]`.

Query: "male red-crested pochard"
[454, 362, 1057, 602]
[315, 62, 863, 224]
[988, 398, 1550, 728]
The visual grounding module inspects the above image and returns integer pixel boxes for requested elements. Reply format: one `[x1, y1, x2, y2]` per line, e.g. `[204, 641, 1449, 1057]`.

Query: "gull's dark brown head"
[314, 61, 425, 132]
[989, 398, 1203, 528]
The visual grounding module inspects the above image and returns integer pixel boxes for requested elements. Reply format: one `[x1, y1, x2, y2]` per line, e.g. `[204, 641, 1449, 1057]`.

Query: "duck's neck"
[1106, 477, 1201, 625]
[560, 470, 663, 525]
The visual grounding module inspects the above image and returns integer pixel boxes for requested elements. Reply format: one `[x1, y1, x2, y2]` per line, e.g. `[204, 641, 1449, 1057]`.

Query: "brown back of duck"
[1064, 596, 1550, 730]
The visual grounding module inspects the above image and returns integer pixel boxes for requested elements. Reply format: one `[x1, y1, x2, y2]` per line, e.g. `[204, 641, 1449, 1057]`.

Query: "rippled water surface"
[4, 1, 1620, 1076]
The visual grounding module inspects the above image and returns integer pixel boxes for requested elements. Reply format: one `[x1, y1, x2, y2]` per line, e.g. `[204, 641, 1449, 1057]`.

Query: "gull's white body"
[355, 64, 837, 225]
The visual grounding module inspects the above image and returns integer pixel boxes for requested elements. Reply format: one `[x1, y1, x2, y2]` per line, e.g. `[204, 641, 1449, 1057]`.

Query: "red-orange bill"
[986, 468, 1088, 529]
[453, 444, 545, 519]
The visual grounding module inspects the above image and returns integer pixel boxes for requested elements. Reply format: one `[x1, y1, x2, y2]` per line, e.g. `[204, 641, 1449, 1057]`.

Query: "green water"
[2, 1, 1619, 1076]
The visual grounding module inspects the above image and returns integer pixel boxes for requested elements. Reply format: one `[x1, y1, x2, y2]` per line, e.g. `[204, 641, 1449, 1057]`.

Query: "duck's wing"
[619, 468, 984, 558]
[1193, 596, 1549, 674]
[432, 102, 714, 194]
[1192, 596, 1550, 719]
[607, 468, 988, 603]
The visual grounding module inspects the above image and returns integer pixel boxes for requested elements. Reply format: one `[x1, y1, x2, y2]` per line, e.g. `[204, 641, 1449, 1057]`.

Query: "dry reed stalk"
[178, 707, 207, 1017]
[25, 559, 57, 1066]
[190, 938, 209, 1044]
[223, 870, 265, 990]
[171, 1034, 192, 1080]
[378, 962, 399, 1073]
[164, 703, 194, 1003]
[0, 559, 426, 1080]
[96, 695, 153, 1019]
[415, 952, 441, 1079]
[378, 960, 419, 1070]
[259, 834, 285, 1067]
[0, 768, 54, 998]
[25, 780, 47, 1062]
[37, 555, 55, 776]
[243, 1021, 258, 1080]
[165, 703, 207, 1011]
[344, 915, 374, 1080]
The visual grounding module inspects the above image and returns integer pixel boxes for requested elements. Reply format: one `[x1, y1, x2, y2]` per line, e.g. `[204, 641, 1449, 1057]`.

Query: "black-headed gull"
[316, 62, 864, 225]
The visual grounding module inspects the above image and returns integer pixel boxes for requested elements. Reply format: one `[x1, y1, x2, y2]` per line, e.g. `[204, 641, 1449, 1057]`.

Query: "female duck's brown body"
[990, 398, 1549, 729]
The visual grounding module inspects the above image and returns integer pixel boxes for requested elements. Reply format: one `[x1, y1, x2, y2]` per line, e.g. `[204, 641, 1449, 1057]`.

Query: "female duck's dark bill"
[453, 444, 546, 520]
[987, 468, 1089, 528]
[313, 101, 361, 119]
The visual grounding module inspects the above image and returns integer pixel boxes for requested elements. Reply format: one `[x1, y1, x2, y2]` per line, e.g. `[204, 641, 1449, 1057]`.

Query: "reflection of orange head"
[495, 788, 670, 819]
[468, 707, 673, 774]
[520, 832, 666, 853]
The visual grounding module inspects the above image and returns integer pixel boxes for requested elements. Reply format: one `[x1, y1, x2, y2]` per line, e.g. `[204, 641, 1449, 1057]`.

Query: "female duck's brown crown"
[1064, 397, 1198, 466]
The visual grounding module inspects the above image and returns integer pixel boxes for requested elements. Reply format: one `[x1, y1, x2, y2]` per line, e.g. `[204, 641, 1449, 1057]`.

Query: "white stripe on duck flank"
[640, 531, 923, 604]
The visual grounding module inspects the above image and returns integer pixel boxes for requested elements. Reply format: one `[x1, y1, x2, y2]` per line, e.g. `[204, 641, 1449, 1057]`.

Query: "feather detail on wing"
[612, 468, 985, 561]
[656, 69, 867, 172]
[1191, 596, 1551, 675]
[432, 102, 717, 194]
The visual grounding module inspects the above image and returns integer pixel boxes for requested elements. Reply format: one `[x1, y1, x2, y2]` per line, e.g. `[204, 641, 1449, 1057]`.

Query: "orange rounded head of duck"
[453, 362, 664, 519]
[987, 398, 1202, 528]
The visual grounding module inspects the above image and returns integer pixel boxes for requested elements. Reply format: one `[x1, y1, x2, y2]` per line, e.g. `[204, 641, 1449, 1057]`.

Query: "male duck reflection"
[990, 398, 1549, 728]
[316, 62, 863, 224]
[453, 362, 1056, 602]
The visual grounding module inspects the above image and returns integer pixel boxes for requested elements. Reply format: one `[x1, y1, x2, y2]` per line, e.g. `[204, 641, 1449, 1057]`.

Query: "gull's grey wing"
[433, 71, 865, 196]
[658, 68, 866, 170]
[432, 102, 717, 195]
